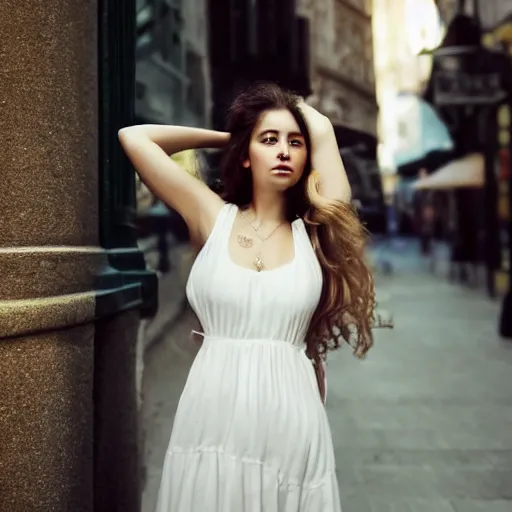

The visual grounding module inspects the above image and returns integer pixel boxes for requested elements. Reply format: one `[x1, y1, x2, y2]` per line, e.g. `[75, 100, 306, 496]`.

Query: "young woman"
[119, 83, 375, 511]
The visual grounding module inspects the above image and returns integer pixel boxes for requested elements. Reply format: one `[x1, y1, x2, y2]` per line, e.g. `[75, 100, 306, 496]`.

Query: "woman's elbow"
[118, 126, 147, 150]
[322, 183, 351, 204]
[118, 126, 137, 142]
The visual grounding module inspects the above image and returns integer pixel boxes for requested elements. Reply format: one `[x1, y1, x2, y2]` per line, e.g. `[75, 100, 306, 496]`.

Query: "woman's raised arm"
[299, 102, 351, 203]
[118, 125, 229, 246]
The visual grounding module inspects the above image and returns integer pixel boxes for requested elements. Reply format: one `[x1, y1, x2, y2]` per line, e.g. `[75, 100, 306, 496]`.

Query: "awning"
[396, 148, 455, 178]
[393, 94, 453, 172]
[413, 153, 484, 190]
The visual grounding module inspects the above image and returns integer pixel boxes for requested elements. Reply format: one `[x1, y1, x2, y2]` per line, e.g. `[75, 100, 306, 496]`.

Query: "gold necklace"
[237, 209, 284, 272]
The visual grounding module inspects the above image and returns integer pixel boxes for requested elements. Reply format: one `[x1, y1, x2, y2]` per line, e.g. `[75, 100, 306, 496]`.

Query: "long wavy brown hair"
[219, 82, 376, 361]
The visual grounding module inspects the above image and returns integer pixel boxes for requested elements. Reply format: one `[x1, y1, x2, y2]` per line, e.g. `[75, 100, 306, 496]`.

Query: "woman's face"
[242, 108, 308, 193]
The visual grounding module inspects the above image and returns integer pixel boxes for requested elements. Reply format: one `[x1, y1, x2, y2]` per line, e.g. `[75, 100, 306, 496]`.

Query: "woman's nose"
[278, 142, 290, 160]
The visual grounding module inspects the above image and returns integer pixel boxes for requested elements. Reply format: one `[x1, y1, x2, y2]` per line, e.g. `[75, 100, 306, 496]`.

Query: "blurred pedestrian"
[420, 197, 435, 255]
[120, 83, 377, 511]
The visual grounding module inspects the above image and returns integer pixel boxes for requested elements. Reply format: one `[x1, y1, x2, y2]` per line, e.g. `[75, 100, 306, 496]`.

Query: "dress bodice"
[186, 203, 323, 348]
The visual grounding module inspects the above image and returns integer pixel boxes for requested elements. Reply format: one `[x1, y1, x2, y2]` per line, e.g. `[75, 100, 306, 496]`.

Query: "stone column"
[0, 1, 100, 510]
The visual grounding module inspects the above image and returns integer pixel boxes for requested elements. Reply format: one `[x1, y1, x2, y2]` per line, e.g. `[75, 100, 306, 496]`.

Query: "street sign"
[434, 70, 507, 106]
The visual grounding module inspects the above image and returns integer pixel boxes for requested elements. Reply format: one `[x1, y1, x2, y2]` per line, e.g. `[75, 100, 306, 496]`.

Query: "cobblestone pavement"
[141, 259, 512, 512]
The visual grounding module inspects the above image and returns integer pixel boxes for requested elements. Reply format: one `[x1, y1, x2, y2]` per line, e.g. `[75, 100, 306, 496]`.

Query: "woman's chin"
[269, 179, 297, 192]
[270, 172, 299, 186]
[255, 175, 300, 193]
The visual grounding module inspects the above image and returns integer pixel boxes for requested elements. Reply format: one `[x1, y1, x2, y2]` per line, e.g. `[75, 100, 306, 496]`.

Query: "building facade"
[134, 0, 213, 218]
[372, 0, 443, 172]
[1, 0, 157, 510]
[135, 0, 211, 128]
[296, 0, 386, 231]
[435, 0, 511, 28]
[207, 0, 311, 130]
[297, 0, 377, 137]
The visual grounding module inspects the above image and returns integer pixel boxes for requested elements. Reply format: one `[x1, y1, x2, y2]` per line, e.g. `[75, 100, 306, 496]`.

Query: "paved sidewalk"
[331, 272, 512, 511]
[137, 240, 196, 352]
[141, 267, 512, 511]
[141, 307, 201, 512]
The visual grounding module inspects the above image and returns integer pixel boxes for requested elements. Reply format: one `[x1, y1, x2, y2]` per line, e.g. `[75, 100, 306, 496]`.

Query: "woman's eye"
[290, 139, 303, 146]
[263, 136, 278, 144]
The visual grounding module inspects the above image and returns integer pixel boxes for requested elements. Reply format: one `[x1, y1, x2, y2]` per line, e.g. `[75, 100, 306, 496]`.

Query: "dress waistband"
[190, 330, 306, 352]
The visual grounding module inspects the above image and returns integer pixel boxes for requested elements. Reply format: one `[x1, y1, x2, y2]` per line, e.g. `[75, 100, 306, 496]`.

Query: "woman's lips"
[271, 165, 293, 174]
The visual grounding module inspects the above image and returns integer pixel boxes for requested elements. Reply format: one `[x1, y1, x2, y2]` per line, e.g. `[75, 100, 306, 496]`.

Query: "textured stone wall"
[0, 0, 100, 509]
[297, 0, 378, 135]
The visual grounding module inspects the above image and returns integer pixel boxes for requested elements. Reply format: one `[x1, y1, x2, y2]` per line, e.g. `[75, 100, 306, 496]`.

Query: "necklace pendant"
[237, 234, 253, 248]
[254, 253, 264, 272]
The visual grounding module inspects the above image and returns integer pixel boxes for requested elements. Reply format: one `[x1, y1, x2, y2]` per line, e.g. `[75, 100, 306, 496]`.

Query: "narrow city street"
[142, 248, 512, 512]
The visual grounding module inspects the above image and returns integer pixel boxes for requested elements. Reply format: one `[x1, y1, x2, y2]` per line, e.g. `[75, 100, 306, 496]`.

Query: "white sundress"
[155, 203, 342, 511]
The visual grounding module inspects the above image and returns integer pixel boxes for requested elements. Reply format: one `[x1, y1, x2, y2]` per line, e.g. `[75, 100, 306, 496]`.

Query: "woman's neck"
[249, 191, 287, 225]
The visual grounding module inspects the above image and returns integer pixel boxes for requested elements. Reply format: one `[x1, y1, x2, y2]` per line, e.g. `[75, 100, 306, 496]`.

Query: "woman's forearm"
[299, 102, 351, 202]
[310, 123, 352, 203]
[118, 124, 230, 155]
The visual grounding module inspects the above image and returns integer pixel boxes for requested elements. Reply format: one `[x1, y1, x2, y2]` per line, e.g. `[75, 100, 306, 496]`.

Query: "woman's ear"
[242, 159, 250, 168]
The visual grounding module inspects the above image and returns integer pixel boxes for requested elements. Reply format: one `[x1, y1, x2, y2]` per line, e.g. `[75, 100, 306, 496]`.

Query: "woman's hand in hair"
[297, 101, 332, 138]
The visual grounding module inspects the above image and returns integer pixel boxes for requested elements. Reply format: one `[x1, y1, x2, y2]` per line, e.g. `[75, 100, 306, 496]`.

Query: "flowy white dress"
[155, 203, 342, 511]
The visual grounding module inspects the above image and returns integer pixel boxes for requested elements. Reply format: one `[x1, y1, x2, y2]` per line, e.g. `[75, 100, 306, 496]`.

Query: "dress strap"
[202, 202, 235, 250]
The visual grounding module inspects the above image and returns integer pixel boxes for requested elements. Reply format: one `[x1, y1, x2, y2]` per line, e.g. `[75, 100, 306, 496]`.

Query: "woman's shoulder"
[213, 201, 238, 224]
